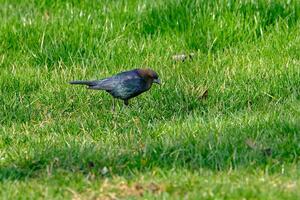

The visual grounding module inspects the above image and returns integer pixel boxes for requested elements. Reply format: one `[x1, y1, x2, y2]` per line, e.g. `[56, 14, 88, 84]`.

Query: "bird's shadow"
[91, 85, 208, 120]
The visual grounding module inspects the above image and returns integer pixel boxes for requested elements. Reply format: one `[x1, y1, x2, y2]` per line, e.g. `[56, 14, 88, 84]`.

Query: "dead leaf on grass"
[245, 139, 257, 150]
[172, 53, 195, 62]
[189, 85, 209, 101]
[44, 11, 50, 21]
[198, 89, 208, 100]
[245, 139, 272, 156]
[147, 182, 162, 193]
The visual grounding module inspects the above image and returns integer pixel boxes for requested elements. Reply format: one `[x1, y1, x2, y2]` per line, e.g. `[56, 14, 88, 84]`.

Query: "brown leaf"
[135, 183, 144, 191]
[147, 182, 162, 194]
[44, 11, 50, 21]
[245, 139, 257, 150]
[172, 53, 195, 62]
[246, 139, 272, 156]
[198, 89, 208, 100]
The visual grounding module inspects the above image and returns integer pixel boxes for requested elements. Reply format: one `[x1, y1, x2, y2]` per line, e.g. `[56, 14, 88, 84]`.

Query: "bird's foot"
[111, 99, 116, 112]
[124, 99, 129, 106]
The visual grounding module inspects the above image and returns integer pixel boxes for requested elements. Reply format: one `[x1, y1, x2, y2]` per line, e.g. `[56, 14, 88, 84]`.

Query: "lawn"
[1, 0, 300, 199]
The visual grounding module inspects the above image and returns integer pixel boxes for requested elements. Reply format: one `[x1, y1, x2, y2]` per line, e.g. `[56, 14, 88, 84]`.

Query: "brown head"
[137, 68, 161, 85]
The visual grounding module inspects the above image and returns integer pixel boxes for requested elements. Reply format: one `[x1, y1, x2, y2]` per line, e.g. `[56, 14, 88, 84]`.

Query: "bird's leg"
[124, 99, 129, 106]
[111, 98, 115, 112]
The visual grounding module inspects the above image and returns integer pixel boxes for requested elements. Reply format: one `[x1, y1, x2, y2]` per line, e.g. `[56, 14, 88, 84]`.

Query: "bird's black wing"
[107, 74, 147, 100]
[88, 70, 137, 90]
[88, 77, 119, 90]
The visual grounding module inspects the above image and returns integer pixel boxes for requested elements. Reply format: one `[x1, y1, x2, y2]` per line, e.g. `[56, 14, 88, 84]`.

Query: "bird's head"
[137, 68, 161, 85]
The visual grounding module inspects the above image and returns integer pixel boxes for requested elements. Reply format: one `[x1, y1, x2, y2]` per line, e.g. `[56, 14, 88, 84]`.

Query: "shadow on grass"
[1, 116, 299, 181]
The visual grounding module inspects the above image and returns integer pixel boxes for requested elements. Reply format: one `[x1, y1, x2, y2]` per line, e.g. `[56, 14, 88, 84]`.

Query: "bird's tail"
[69, 80, 97, 87]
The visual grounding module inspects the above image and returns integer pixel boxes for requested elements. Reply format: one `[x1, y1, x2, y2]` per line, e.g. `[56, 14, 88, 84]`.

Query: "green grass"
[1, 0, 300, 199]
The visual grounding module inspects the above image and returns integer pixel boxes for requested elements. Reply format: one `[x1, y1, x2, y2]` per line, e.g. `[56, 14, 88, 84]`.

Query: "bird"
[69, 68, 161, 109]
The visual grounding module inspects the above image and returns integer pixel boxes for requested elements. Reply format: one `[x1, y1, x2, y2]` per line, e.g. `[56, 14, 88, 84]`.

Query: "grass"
[1, 0, 300, 199]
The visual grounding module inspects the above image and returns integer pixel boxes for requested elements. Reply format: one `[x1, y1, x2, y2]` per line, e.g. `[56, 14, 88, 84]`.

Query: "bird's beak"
[153, 78, 161, 85]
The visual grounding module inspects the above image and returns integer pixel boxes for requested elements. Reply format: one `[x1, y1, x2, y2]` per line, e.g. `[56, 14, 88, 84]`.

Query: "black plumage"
[70, 68, 160, 106]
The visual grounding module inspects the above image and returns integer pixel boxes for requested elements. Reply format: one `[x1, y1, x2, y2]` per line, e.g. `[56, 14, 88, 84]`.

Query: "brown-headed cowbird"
[70, 68, 161, 106]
